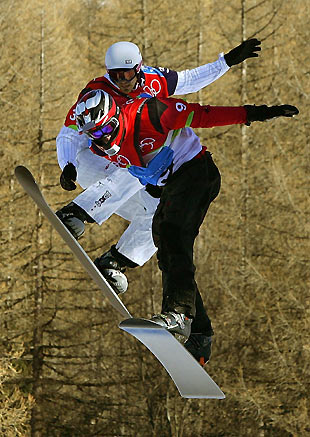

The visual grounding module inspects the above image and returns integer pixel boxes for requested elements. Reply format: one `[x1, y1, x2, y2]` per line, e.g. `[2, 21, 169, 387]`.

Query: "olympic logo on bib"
[115, 155, 131, 168]
[140, 137, 155, 152]
[143, 79, 161, 96]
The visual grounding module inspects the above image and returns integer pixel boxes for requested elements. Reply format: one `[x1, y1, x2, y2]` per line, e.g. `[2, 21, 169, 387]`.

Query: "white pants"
[74, 147, 158, 266]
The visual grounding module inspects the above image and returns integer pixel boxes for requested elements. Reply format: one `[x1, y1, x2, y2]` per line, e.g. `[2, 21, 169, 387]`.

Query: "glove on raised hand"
[224, 38, 261, 67]
[60, 163, 77, 191]
[245, 104, 299, 125]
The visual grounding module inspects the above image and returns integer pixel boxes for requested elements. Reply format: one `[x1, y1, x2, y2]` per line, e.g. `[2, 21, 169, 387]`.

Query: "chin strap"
[104, 144, 121, 156]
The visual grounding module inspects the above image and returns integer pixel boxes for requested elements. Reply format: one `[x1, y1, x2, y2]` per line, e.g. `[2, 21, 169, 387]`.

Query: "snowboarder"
[56, 39, 261, 295]
[56, 88, 298, 365]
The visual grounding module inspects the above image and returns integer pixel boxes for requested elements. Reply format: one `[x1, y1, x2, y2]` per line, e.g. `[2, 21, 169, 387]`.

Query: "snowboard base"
[15, 165, 131, 319]
[120, 318, 225, 399]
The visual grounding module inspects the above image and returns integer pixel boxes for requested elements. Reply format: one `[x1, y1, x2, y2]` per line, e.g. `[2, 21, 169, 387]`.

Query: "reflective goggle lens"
[108, 68, 136, 83]
[86, 118, 119, 140]
[90, 124, 114, 139]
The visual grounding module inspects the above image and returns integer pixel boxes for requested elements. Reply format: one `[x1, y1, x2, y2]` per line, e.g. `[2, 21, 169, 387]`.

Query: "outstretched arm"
[173, 39, 261, 95]
[158, 98, 298, 131]
[173, 54, 229, 95]
[159, 98, 247, 129]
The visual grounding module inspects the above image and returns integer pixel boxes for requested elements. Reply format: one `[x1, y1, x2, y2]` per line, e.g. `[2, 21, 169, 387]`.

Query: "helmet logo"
[125, 59, 133, 64]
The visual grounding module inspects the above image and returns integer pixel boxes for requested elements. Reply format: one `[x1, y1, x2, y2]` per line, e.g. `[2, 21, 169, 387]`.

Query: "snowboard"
[15, 165, 131, 319]
[15, 165, 225, 399]
[120, 318, 225, 399]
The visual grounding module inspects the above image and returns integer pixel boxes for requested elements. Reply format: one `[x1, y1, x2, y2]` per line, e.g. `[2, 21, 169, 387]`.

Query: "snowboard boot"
[94, 246, 137, 295]
[151, 312, 192, 338]
[184, 333, 213, 366]
[56, 202, 95, 239]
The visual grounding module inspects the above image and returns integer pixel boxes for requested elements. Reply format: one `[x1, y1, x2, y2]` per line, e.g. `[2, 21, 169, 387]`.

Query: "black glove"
[224, 38, 261, 67]
[245, 104, 299, 125]
[60, 163, 77, 191]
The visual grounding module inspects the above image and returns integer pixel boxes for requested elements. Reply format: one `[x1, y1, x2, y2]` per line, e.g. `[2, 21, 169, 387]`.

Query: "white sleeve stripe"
[56, 126, 81, 170]
[174, 53, 230, 95]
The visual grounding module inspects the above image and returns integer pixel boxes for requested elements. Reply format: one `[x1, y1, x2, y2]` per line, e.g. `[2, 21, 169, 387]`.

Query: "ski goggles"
[108, 68, 137, 83]
[85, 117, 119, 140]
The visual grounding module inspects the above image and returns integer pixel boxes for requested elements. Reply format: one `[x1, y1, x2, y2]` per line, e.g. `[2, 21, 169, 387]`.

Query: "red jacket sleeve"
[159, 97, 247, 130]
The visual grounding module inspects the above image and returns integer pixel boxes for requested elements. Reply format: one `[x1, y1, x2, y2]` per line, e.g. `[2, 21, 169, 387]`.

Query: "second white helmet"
[105, 41, 143, 71]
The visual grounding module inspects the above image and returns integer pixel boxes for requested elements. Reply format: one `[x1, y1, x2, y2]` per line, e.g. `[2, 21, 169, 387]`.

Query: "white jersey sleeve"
[56, 126, 88, 170]
[174, 53, 230, 95]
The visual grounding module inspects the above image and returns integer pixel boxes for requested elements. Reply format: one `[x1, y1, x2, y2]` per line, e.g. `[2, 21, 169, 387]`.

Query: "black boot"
[151, 311, 192, 338]
[184, 333, 213, 366]
[94, 246, 138, 295]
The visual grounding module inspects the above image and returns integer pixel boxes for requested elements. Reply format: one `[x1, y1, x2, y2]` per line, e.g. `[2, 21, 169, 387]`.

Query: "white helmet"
[105, 41, 143, 71]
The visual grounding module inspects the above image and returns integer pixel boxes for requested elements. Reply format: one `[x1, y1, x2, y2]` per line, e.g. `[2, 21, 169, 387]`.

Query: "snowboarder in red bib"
[64, 88, 298, 365]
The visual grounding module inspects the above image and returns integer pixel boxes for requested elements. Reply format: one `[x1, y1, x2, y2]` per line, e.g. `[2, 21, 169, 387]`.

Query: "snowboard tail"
[120, 318, 225, 399]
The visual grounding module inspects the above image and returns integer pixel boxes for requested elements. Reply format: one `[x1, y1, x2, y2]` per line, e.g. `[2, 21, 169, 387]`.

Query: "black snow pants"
[152, 151, 221, 335]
